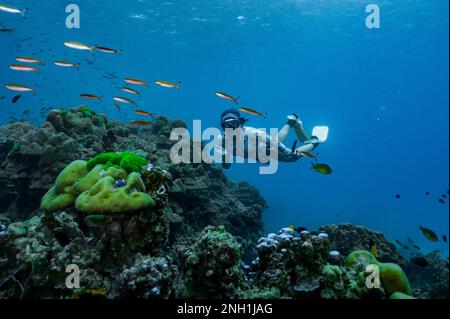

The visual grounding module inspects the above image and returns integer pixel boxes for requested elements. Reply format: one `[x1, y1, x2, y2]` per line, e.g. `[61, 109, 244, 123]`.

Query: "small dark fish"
[412, 245, 421, 250]
[411, 256, 429, 267]
[95, 45, 121, 54]
[406, 237, 414, 244]
[295, 227, 308, 233]
[0, 96, 5, 100]
[114, 178, 127, 188]
[395, 239, 409, 250]
[425, 191, 430, 196]
[395, 194, 401, 199]
[441, 194, 447, 199]
[443, 235, 448, 243]
[438, 198, 445, 204]
[419, 225, 438, 242]
[311, 162, 332, 175]
[11, 94, 22, 104]
[0, 28, 14, 32]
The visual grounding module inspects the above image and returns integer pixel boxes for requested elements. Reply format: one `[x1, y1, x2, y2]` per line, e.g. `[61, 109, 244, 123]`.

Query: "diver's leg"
[278, 124, 291, 143]
[279, 114, 300, 143]
[293, 120, 310, 143]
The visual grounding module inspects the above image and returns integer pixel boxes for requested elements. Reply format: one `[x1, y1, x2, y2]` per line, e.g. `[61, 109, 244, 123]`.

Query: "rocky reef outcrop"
[405, 251, 449, 299]
[319, 224, 406, 266]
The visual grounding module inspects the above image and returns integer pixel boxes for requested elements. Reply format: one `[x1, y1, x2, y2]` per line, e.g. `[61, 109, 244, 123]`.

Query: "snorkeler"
[218, 109, 329, 168]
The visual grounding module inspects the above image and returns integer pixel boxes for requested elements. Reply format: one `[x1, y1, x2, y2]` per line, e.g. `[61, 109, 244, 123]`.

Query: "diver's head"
[221, 109, 247, 130]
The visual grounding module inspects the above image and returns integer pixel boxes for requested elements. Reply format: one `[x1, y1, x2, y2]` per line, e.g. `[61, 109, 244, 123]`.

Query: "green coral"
[345, 250, 379, 267]
[73, 165, 127, 194]
[379, 262, 412, 296]
[86, 152, 148, 174]
[75, 173, 154, 214]
[345, 250, 412, 297]
[41, 158, 154, 215]
[40, 160, 88, 212]
[390, 292, 416, 299]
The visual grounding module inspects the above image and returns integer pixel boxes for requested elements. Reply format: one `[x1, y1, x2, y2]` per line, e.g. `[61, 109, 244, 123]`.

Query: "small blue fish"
[114, 178, 127, 188]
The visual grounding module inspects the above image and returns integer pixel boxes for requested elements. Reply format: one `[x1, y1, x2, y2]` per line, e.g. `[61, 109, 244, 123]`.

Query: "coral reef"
[0, 107, 448, 300]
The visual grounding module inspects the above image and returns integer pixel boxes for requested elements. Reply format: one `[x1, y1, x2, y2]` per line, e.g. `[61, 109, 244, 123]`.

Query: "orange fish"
[299, 151, 318, 160]
[122, 87, 141, 95]
[80, 94, 102, 101]
[155, 80, 181, 89]
[134, 110, 155, 117]
[9, 64, 38, 72]
[124, 78, 148, 86]
[16, 56, 44, 64]
[113, 96, 136, 104]
[216, 92, 239, 104]
[130, 120, 154, 126]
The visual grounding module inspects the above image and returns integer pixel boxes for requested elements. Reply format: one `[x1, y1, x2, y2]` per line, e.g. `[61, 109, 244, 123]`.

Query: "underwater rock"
[0, 121, 78, 220]
[180, 226, 243, 298]
[111, 254, 178, 299]
[405, 251, 449, 299]
[319, 224, 406, 266]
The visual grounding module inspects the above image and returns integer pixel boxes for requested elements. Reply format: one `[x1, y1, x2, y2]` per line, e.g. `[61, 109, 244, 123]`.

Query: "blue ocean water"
[1, 1, 448, 257]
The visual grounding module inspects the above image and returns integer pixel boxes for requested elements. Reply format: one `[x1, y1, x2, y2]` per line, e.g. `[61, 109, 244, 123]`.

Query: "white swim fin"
[312, 126, 329, 143]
